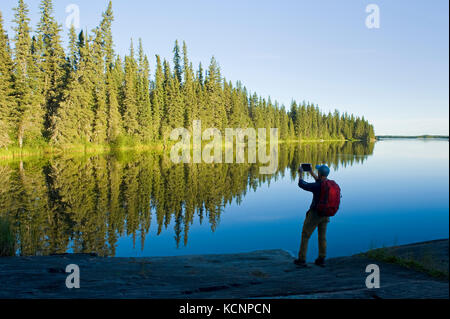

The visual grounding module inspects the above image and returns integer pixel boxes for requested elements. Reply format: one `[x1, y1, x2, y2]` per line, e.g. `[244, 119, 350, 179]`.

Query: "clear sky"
[1, 0, 448, 135]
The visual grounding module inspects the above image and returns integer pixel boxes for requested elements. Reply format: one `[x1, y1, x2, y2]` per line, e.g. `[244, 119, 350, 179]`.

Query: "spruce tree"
[162, 60, 184, 137]
[205, 56, 226, 131]
[151, 55, 164, 141]
[173, 40, 182, 84]
[197, 63, 204, 87]
[0, 11, 14, 148]
[228, 82, 244, 128]
[51, 28, 94, 145]
[75, 31, 95, 143]
[91, 28, 108, 144]
[113, 56, 125, 109]
[101, 1, 114, 70]
[98, 2, 122, 144]
[136, 39, 152, 142]
[279, 107, 289, 140]
[36, 0, 67, 139]
[51, 64, 82, 145]
[12, 0, 45, 148]
[182, 42, 197, 131]
[67, 25, 78, 71]
[122, 40, 139, 138]
[106, 68, 122, 143]
[196, 63, 208, 128]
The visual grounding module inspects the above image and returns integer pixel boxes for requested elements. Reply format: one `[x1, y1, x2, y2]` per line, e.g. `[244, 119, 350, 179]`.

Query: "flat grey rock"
[0, 240, 448, 299]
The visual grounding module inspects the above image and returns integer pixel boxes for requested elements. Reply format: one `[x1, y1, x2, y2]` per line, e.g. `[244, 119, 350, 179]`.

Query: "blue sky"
[1, 0, 448, 135]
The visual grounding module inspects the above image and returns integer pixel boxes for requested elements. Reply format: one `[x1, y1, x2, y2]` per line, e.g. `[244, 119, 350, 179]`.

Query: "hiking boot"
[314, 257, 326, 267]
[293, 258, 307, 267]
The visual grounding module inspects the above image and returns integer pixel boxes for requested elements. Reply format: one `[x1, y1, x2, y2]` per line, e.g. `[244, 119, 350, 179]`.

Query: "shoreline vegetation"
[364, 239, 449, 280]
[0, 0, 375, 158]
[4, 133, 449, 161]
[0, 138, 375, 161]
[376, 135, 449, 140]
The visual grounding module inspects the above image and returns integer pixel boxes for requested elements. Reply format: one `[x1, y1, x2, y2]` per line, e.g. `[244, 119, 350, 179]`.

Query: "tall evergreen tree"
[67, 25, 78, 71]
[182, 42, 197, 130]
[99, 2, 121, 143]
[151, 55, 164, 141]
[51, 64, 82, 145]
[12, 0, 45, 148]
[106, 68, 121, 143]
[36, 0, 67, 139]
[101, 1, 114, 70]
[279, 107, 289, 140]
[205, 56, 226, 131]
[122, 40, 139, 137]
[197, 62, 204, 87]
[162, 59, 183, 138]
[136, 39, 152, 142]
[77, 32, 95, 142]
[91, 28, 108, 144]
[51, 28, 94, 145]
[173, 40, 182, 84]
[0, 11, 14, 148]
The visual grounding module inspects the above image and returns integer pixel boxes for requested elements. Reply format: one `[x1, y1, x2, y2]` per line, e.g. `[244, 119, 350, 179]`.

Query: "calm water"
[0, 139, 448, 261]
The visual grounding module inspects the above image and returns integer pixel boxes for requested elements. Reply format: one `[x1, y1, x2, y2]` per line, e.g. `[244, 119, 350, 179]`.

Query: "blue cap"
[315, 164, 330, 177]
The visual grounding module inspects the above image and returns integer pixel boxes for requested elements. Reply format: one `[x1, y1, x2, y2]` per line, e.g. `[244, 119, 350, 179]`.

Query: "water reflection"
[0, 142, 374, 256]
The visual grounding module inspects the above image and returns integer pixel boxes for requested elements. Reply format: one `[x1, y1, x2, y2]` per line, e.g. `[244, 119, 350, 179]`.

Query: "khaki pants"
[298, 209, 330, 261]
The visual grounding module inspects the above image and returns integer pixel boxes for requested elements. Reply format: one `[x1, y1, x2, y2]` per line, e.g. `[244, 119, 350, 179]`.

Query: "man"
[294, 164, 331, 267]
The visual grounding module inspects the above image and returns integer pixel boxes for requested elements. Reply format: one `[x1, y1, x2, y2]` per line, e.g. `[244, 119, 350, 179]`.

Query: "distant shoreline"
[376, 135, 449, 140]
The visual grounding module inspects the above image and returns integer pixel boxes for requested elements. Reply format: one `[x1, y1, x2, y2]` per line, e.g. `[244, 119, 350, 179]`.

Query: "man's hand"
[298, 167, 303, 179]
[309, 169, 319, 181]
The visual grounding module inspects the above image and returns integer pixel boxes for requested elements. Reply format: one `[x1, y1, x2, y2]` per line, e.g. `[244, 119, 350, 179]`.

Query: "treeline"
[0, 0, 375, 150]
[376, 135, 449, 139]
[0, 141, 374, 256]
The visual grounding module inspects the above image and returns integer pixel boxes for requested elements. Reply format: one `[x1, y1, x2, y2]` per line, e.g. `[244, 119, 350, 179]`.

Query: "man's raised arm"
[298, 168, 318, 192]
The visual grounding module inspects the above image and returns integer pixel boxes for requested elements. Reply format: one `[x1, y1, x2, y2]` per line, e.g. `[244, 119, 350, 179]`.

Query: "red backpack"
[317, 180, 341, 217]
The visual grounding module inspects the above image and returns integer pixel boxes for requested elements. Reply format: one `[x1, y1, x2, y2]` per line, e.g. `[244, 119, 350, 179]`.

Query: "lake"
[0, 139, 448, 261]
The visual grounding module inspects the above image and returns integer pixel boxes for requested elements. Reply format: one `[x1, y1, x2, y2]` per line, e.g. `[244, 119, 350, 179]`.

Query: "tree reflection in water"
[0, 142, 374, 256]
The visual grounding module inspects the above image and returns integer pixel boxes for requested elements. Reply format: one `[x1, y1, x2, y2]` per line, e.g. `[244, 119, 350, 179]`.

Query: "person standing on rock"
[294, 164, 341, 267]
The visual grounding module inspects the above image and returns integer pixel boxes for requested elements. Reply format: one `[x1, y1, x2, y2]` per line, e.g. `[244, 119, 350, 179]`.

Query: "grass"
[364, 247, 449, 280]
[0, 141, 164, 161]
[0, 138, 368, 161]
[0, 145, 48, 159]
[0, 217, 15, 257]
